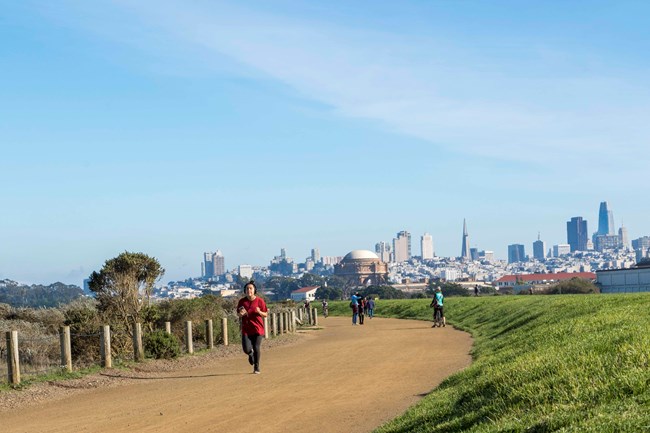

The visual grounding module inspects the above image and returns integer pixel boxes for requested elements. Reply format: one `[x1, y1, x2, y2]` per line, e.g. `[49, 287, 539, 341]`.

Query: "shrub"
[144, 330, 181, 359]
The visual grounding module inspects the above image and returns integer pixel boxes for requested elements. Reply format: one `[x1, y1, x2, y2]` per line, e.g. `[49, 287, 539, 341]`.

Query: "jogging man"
[431, 287, 446, 327]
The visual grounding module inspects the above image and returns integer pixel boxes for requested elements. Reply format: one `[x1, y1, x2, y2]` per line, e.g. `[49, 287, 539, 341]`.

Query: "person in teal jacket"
[431, 287, 446, 327]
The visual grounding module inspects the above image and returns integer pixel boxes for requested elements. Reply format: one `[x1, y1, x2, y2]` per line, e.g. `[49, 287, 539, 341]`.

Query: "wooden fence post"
[271, 313, 276, 336]
[133, 322, 144, 362]
[313, 308, 318, 326]
[6, 331, 20, 385]
[100, 325, 112, 368]
[291, 310, 297, 332]
[281, 312, 287, 334]
[185, 321, 193, 354]
[165, 321, 171, 334]
[59, 326, 72, 372]
[264, 317, 269, 339]
[222, 317, 228, 346]
[205, 319, 214, 349]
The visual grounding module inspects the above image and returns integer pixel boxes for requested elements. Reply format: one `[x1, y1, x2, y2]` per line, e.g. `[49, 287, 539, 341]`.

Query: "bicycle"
[433, 306, 444, 328]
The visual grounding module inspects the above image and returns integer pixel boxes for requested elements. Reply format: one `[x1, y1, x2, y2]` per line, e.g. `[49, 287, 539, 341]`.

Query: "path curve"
[3, 316, 472, 433]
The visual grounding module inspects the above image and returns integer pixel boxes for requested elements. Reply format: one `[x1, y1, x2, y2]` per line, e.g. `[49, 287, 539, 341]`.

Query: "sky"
[2, 0, 649, 286]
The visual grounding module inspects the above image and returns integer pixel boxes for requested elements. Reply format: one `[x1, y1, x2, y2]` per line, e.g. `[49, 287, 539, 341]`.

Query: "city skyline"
[2, 1, 650, 285]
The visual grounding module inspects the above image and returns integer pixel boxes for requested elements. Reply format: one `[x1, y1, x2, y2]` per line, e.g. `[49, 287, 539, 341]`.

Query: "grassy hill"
[329, 294, 650, 432]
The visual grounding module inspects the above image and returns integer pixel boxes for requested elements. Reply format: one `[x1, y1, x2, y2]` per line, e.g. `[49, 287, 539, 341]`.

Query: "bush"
[144, 330, 181, 359]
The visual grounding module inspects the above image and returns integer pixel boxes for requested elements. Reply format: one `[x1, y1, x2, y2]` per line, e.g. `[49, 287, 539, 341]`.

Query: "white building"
[441, 268, 460, 281]
[553, 244, 571, 257]
[238, 264, 253, 280]
[596, 262, 650, 293]
[421, 233, 434, 260]
[290, 286, 319, 302]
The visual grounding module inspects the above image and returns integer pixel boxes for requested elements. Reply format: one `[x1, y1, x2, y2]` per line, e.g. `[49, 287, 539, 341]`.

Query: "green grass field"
[328, 294, 650, 432]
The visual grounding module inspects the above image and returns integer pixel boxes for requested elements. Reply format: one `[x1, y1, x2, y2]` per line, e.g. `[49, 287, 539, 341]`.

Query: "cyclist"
[430, 286, 446, 327]
[321, 299, 329, 318]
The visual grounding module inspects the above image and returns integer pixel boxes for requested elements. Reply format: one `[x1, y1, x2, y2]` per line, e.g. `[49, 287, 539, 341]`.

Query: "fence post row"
[59, 326, 72, 372]
[205, 319, 214, 349]
[133, 323, 144, 362]
[6, 330, 20, 385]
[100, 325, 112, 368]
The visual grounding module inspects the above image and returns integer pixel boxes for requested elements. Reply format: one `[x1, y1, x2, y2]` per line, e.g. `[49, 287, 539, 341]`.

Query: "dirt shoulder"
[2, 316, 472, 433]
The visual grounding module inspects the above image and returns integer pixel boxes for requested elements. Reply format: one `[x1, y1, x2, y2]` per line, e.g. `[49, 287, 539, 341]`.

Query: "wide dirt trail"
[3, 316, 472, 433]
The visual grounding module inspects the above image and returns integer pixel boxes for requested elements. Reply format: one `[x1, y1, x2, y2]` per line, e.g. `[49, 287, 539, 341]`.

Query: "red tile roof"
[291, 286, 320, 293]
[496, 272, 596, 283]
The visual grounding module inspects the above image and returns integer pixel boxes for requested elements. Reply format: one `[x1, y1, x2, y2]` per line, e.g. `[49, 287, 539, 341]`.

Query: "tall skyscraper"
[597, 201, 615, 236]
[533, 233, 546, 261]
[311, 248, 321, 264]
[375, 241, 392, 263]
[213, 250, 225, 276]
[508, 244, 526, 263]
[460, 219, 471, 261]
[202, 250, 225, 278]
[567, 216, 588, 252]
[393, 230, 411, 262]
[420, 233, 434, 260]
[618, 224, 629, 251]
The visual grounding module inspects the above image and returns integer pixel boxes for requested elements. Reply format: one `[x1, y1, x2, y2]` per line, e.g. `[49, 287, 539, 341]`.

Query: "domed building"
[334, 250, 388, 286]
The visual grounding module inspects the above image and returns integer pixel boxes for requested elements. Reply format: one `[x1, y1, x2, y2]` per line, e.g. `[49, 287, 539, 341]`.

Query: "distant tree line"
[0, 280, 85, 308]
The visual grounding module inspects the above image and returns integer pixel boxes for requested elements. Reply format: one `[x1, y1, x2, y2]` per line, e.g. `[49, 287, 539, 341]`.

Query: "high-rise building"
[202, 250, 225, 278]
[375, 241, 392, 263]
[421, 233, 434, 260]
[567, 216, 588, 252]
[311, 248, 320, 264]
[508, 244, 526, 263]
[393, 231, 411, 262]
[470, 248, 479, 261]
[460, 219, 471, 260]
[533, 233, 546, 261]
[632, 236, 650, 252]
[594, 235, 621, 252]
[238, 265, 253, 280]
[619, 225, 629, 251]
[213, 250, 225, 276]
[479, 250, 495, 263]
[597, 201, 615, 236]
[553, 244, 571, 257]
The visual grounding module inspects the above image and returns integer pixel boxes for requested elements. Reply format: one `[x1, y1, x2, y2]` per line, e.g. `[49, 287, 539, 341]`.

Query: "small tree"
[88, 251, 164, 335]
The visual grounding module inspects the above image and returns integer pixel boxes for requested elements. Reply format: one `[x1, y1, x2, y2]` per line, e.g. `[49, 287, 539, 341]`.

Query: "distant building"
[375, 241, 392, 263]
[470, 248, 479, 261]
[618, 225, 629, 251]
[533, 233, 546, 261]
[553, 244, 571, 257]
[334, 250, 388, 286]
[421, 233, 434, 260]
[508, 244, 526, 263]
[460, 219, 471, 261]
[290, 286, 319, 302]
[597, 201, 615, 236]
[441, 268, 460, 281]
[238, 264, 253, 280]
[202, 250, 225, 278]
[495, 272, 596, 288]
[393, 231, 411, 262]
[594, 234, 621, 252]
[479, 250, 495, 263]
[567, 217, 588, 252]
[311, 248, 320, 264]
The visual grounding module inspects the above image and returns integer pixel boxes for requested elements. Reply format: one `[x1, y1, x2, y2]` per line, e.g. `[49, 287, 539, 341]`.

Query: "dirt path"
[2, 316, 472, 433]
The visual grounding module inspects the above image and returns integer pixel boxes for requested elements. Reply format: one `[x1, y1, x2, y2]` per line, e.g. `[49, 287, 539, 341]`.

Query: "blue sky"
[2, 0, 649, 285]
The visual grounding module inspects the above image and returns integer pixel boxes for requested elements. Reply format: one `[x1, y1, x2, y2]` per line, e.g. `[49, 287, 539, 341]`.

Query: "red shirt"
[237, 296, 268, 336]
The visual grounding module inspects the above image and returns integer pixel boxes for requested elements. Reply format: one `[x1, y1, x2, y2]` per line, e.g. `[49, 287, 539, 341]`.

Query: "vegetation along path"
[2, 315, 472, 433]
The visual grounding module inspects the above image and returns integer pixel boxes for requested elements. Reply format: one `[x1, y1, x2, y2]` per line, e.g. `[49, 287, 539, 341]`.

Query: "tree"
[546, 277, 599, 294]
[315, 286, 343, 300]
[88, 251, 164, 334]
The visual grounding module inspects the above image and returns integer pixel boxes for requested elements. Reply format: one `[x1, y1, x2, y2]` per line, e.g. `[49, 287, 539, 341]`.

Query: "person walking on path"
[367, 297, 375, 318]
[237, 281, 268, 374]
[350, 292, 362, 325]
